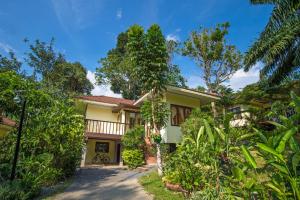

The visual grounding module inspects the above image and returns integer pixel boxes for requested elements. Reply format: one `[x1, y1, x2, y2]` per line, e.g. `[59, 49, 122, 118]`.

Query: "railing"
[85, 119, 130, 135]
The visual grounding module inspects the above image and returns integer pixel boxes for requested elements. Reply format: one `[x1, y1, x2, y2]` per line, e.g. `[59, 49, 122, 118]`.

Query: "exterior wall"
[161, 92, 201, 143]
[86, 104, 119, 122]
[85, 139, 116, 164]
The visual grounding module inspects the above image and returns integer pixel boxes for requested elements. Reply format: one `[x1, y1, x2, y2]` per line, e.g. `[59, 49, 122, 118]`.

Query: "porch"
[83, 119, 131, 166]
[85, 119, 131, 140]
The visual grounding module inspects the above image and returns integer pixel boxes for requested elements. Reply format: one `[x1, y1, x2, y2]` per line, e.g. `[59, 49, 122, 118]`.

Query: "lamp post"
[10, 98, 27, 181]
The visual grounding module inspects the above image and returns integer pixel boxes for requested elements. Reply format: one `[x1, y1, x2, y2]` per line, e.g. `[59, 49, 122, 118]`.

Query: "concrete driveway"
[54, 166, 153, 200]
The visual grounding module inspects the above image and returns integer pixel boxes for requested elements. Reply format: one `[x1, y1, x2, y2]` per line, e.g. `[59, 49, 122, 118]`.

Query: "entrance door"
[116, 143, 121, 163]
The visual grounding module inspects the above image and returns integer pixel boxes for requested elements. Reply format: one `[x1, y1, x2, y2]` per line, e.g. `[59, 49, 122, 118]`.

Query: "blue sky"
[0, 0, 272, 95]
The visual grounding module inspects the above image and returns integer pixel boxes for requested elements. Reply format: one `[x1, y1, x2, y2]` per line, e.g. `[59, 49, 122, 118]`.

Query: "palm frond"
[245, 0, 300, 84]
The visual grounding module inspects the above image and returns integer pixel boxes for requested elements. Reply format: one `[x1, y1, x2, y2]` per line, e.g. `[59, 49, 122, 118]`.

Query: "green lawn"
[139, 171, 184, 200]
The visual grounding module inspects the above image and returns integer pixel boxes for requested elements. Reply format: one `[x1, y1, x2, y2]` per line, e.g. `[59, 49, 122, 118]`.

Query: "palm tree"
[244, 0, 300, 84]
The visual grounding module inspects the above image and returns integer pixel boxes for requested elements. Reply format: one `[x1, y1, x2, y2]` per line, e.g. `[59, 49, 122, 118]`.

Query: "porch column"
[119, 144, 123, 166]
[80, 140, 87, 167]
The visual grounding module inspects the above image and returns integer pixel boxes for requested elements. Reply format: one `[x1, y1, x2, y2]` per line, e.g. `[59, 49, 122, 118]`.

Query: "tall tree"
[166, 40, 187, 88]
[96, 25, 186, 99]
[97, 31, 143, 99]
[49, 62, 93, 95]
[182, 23, 242, 116]
[25, 39, 93, 95]
[183, 23, 242, 92]
[244, 0, 300, 84]
[0, 52, 22, 73]
[26, 38, 65, 81]
[138, 24, 169, 176]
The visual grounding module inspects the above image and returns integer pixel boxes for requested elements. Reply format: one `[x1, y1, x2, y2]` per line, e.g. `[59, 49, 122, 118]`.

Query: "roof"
[0, 116, 16, 127]
[77, 96, 135, 106]
[134, 85, 220, 105]
[77, 86, 220, 107]
[178, 87, 220, 97]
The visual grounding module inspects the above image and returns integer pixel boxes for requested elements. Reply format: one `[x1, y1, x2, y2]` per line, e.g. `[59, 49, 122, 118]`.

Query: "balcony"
[85, 119, 130, 140]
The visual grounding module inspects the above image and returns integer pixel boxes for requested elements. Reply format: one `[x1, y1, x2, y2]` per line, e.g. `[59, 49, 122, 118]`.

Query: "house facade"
[77, 86, 219, 166]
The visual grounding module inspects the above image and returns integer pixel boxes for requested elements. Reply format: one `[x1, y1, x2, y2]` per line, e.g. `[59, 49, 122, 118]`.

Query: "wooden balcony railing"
[85, 119, 130, 135]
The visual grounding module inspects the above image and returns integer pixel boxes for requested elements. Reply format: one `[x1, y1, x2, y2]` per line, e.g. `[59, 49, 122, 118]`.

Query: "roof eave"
[78, 99, 118, 107]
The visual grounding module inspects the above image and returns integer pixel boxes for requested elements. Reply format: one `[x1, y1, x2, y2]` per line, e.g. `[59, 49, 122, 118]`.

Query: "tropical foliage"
[244, 0, 300, 84]
[96, 24, 186, 100]
[235, 92, 300, 199]
[0, 73, 84, 199]
[121, 126, 145, 150]
[162, 92, 300, 199]
[0, 39, 86, 200]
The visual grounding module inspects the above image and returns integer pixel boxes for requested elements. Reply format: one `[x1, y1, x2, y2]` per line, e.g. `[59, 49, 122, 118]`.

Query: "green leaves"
[244, 0, 300, 84]
[241, 145, 257, 169]
[292, 153, 300, 176]
[196, 126, 204, 149]
[214, 127, 225, 141]
[122, 126, 145, 150]
[276, 127, 297, 153]
[257, 143, 284, 161]
[253, 128, 268, 143]
[183, 23, 242, 92]
[270, 163, 288, 175]
[231, 166, 245, 181]
[203, 119, 214, 146]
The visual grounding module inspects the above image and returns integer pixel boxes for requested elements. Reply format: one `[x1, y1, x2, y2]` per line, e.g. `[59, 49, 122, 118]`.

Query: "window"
[125, 111, 141, 128]
[171, 104, 192, 126]
[95, 142, 109, 153]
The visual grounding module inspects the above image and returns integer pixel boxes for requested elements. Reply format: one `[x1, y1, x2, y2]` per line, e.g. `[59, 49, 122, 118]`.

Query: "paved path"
[54, 167, 153, 200]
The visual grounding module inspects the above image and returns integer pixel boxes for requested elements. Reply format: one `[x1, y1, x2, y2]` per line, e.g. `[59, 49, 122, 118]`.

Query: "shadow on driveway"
[54, 167, 152, 200]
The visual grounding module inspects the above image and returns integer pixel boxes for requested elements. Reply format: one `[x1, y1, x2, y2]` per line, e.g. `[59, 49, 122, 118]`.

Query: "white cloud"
[227, 62, 262, 91]
[116, 9, 122, 19]
[166, 34, 180, 42]
[87, 70, 121, 97]
[0, 42, 15, 53]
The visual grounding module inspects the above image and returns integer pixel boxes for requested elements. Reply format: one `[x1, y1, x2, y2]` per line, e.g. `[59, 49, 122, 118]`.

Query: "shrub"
[180, 108, 213, 140]
[0, 180, 29, 200]
[0, 75, 84, 199]
[122, 126, 145, 150]
[163, 111, 255, 196]
[122, 149, 144, 169]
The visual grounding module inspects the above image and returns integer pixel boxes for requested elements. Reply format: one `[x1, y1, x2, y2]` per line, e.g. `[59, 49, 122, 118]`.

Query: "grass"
[139, 171, 184, 200]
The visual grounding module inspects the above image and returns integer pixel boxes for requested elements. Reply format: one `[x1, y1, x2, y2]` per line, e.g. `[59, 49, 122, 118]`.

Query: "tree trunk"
[156, 143, 163, 176]
[211, 101, 217, 118]
[150, 94, 163, 176]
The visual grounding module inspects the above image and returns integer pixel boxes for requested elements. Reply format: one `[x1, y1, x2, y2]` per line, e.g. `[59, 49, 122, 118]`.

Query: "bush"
[180, 108, 213, 140]
[0, 74, 84, 199]
[122, 126, 145, 150]
[163, 111, 254, 196]
[0, 180, 29, 200]
[122, 149, 144, 169]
